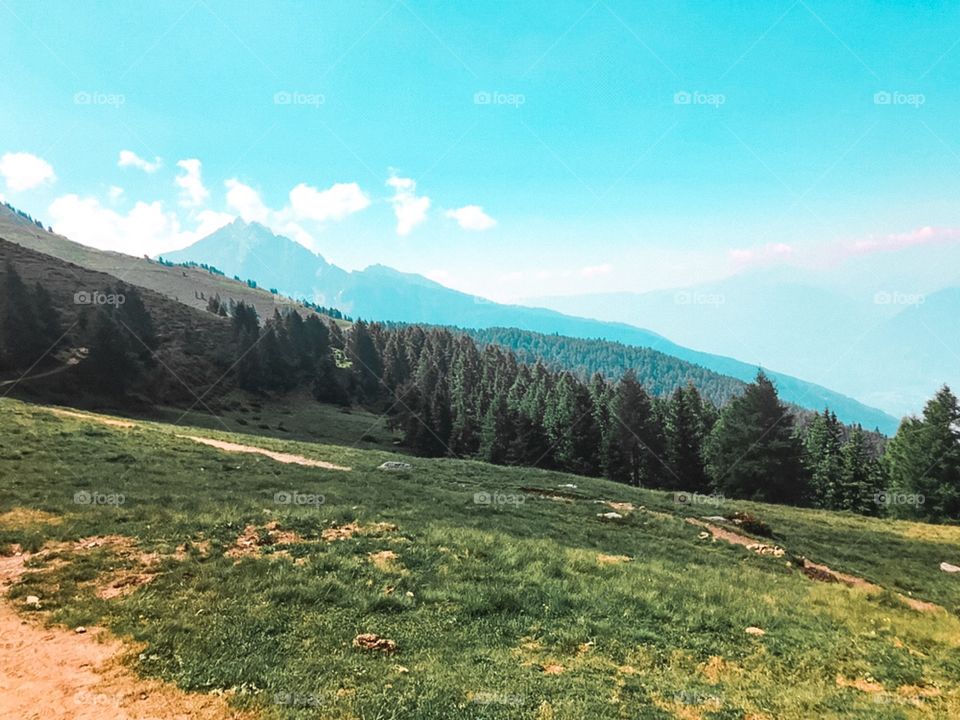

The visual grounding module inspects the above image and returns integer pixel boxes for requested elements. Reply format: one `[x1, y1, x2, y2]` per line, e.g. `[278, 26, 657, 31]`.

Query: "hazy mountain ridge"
[528, 254, 960, 418]
[162, 221, 899, 433]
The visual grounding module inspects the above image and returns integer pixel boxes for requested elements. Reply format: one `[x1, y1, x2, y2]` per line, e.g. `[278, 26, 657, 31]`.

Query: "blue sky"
[2, 0, 960, 301]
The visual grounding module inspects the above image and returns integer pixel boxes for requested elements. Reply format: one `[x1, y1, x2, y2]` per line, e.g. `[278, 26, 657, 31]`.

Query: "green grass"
[1, 397, 959, 719]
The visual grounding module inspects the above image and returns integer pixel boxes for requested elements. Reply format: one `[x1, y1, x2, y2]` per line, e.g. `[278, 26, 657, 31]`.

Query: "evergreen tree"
[837, 425, 886, 515]
[0, 261, 44, 369]
[81, 306, 142, 395]
[603, 370, 663, 486]
[883, 386, 960, 522]
[347, 320, 383, 400]
[802, 410, 844, 508]
[449, 336, 482, 455]
[666, 384, 710, 492]
[705, 371, 807, 504]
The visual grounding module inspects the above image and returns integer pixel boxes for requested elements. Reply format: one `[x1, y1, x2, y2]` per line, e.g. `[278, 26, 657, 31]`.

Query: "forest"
[2, 260, 958, 523]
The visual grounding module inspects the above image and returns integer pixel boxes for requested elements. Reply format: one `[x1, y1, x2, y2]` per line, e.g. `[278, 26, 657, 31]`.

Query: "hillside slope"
[0, 205, 315, 323]
[1, 397, 958, 719]
[164, 221, 899, 433]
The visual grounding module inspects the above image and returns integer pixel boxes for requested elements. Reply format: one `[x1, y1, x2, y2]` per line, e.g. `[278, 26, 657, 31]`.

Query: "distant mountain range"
[527, 255, 960, 419]
[161, 220, 899, 433]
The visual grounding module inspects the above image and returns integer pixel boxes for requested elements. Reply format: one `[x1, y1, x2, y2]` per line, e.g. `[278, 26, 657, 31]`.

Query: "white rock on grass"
[378, 461, 412, 472]
[941, 562, 960, 573]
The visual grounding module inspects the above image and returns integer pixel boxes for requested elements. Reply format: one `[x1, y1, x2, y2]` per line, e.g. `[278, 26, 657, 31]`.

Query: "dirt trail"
[0, 348, 86, 389]
[178, 435, 351, 470]
[44, 408, 350, 470]
[49, 408, 136, 428]
[0, 549, 253, 720]
[688, 518, 942, 613]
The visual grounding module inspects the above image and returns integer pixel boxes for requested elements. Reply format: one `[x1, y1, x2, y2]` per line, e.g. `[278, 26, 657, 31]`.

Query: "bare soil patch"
[0, 549, 253, 720]
[178, 434, 350, 470]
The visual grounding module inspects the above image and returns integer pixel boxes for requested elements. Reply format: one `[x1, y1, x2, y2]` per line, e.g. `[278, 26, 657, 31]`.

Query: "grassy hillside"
[0, 205, 324, 324]
[1, 397, 958, 719]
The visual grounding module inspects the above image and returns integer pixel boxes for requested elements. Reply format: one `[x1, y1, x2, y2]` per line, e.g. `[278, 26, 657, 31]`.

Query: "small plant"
[730, 511, 773, 538]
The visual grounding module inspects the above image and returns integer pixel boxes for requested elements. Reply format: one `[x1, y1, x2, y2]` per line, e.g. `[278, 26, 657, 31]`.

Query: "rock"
[597, 512, 623, 521]
[75, 626, 87, 634]
[941, 562, 960, 573]
[698, 531, 710, 540]
[558, 484, 578, 489]
[702, 516, 727, 522]
[378, 461, 412, 472]
[25, 595, 41, 607]
[744, 626, 765, 636]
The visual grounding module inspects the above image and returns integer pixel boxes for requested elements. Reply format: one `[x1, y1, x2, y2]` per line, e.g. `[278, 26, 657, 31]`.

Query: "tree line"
[2, 261, 957, 523]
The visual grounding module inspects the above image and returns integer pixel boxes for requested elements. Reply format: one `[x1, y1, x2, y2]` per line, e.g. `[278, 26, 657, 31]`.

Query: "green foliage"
[706, 371, 807, 504]
[884, 386, 960, 522]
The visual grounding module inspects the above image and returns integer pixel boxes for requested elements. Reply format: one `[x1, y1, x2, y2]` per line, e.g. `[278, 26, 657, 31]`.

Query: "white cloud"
[387, 174, 430, 236]
[108, 185, 124, 200]
[47, 194, 228, 257]
[175, 158, 209, 207]
[0, 152, 56, 191]
[192, 209, 235, 239]
[446, 204, 496, 231]
[224, 178, 371, 250]
[118, 150, 162, 174]
[580, 263, 612, 278]
[224, 178, 270, 223]
[288, 182, 369, 222]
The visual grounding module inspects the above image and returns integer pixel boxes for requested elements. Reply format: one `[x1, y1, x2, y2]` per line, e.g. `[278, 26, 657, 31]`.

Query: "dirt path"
[44, 408, 351, 470]
[178, 435, 351, 471]
[49, 408, 137, 428]
[0, 349, 86, 388]
[0, 550, 253, 720]
[688, 518, 942, 613]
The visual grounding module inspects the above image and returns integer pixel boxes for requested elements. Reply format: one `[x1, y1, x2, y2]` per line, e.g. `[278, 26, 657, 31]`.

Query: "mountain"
[527, 259, 960, 419]
[0, 204, 323, 324]
[162, 221, 899, 433]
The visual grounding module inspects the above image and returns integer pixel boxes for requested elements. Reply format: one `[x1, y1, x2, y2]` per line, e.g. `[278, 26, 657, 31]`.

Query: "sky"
[2, 0, 960, 302]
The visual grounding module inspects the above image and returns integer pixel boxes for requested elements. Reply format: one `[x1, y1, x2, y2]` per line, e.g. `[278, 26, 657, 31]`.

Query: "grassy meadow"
[1, 396, 959, 719]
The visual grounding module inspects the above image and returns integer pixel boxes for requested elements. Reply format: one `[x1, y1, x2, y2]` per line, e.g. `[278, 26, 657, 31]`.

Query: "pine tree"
[0, 261, 44, 369]
[883, 386, 960, 522]
[603, 370, 663, 486]
[705, 371, 807, 504]
[802, 410, 844, 508]
[666, 385, 710, 492]
[347, 320, 383, 400]
[81, 306, 142, 395]
[449, 336, 482, 455]
[837, 425, 886, 515]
